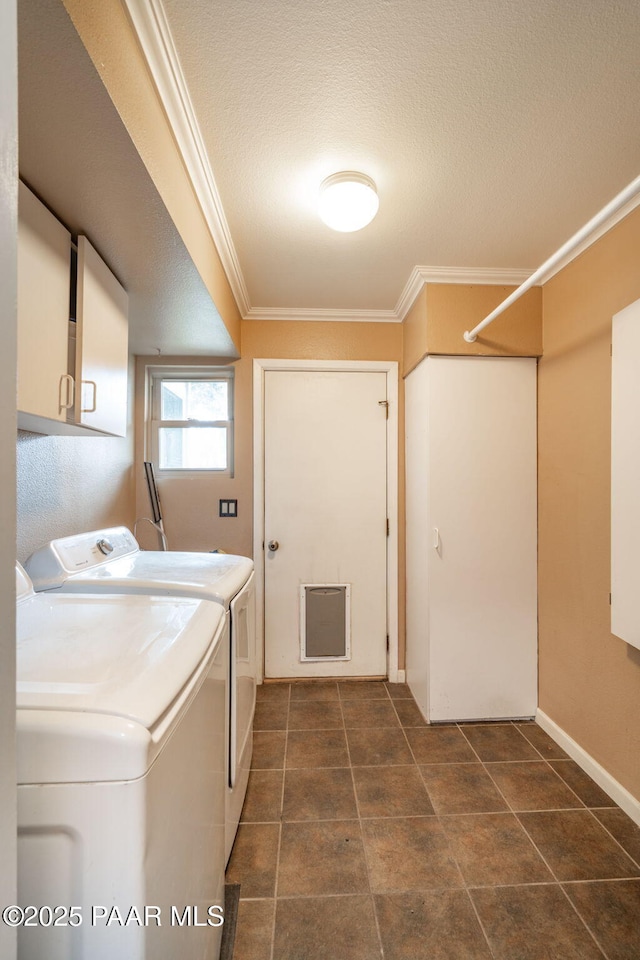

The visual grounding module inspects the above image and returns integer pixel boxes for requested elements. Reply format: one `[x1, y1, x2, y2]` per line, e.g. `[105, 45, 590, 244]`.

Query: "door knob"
[267, 540, 279, 552]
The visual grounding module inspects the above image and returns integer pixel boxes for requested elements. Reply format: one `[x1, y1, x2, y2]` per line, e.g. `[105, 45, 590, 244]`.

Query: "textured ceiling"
[160, 0, 640, 313]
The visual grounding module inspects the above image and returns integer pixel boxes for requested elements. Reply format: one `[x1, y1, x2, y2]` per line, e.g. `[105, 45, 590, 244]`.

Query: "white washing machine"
[16, 563, 228, 960]
[25, 527, 256, 864]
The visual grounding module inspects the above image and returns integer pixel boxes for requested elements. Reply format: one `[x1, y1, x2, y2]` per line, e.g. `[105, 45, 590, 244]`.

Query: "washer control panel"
[25, 527, 139, 588]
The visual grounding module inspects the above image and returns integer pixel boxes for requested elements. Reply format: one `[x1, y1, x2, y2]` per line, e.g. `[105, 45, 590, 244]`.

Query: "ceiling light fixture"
[318, 172, 379, 232]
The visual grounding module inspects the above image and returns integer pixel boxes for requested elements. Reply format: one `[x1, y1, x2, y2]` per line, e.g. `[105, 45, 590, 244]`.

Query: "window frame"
[147, 366, 234, 478]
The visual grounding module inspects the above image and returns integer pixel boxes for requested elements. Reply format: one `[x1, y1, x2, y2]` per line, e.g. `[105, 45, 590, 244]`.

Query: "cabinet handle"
[58, 374, 75, 411]
[81, 380, 97, 413]
[433, 527, 441, 552]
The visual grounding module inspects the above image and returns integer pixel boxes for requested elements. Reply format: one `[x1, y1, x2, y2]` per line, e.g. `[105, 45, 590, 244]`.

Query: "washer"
[25, 527, 256, 864]
[16, 562, 228, 960]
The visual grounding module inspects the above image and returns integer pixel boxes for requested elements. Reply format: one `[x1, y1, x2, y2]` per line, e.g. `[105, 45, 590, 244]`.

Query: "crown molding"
[245, 269, 533, 324]
[121, 0, 251, 316]
[244, 306, 400, 323]
[393, 266, 534, 323]
[119, 1, 640, 327]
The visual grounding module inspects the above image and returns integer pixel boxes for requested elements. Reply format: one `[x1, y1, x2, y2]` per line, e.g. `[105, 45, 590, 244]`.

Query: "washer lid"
[16, 592, 225, 729]
[33, 550, 254, 607]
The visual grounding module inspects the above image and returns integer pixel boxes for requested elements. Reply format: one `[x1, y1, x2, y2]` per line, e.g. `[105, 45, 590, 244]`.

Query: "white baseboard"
[536, 709, 640, 828]
[394, 668, 406, 683]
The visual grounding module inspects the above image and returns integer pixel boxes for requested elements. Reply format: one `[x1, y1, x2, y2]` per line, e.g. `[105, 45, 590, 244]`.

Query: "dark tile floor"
[226, 680, 640, 959]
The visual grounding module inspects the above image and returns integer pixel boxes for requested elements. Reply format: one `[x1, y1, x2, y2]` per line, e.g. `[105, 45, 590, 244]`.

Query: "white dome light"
[318, 172, 379, 232]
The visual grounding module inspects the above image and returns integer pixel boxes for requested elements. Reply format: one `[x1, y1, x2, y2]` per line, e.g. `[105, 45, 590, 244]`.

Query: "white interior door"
[263, 369, 388, 678]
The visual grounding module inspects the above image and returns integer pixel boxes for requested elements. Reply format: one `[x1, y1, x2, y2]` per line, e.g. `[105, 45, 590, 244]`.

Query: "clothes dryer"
[16, 563, 228, 960]
[25, 527, 256, 863]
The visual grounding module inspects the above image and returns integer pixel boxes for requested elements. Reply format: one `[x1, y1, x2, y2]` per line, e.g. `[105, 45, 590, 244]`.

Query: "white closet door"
[427, 357, 537, 721]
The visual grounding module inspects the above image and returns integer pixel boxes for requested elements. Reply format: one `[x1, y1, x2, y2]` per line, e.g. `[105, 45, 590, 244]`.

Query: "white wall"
[0, 1, 18, 955]
[17, 361, 136, 561]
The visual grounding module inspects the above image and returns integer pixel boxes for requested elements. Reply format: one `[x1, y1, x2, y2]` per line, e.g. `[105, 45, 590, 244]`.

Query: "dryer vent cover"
[300, 584, 351, 661]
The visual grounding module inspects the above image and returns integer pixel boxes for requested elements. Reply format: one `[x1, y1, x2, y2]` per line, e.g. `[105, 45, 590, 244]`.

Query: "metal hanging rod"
[463, 173, 640, 343]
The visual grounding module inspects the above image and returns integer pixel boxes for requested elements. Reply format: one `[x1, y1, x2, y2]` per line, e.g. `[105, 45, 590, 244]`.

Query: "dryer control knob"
[97, 538, 114, 555]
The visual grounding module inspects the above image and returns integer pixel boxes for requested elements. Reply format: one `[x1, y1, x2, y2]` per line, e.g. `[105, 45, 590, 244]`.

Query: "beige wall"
[402, 287, 428, 375]
[539, 205, 640, 801]
[62, 0, 241, 353]
[403, 283, 543, 376]
[133, 355, 245, 555]
[135, 320, 406, 663]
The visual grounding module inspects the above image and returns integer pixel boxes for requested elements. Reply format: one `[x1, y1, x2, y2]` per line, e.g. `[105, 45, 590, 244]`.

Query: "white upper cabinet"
[17, 182, 129, 438]
[75, 236, 128, 437]
[17, 181, 72, 426]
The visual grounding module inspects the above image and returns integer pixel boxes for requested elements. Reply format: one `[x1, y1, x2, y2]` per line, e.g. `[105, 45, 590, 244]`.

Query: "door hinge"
[386, 518, 390, 537]
[610, 343, 613, 357]
[378, 399, 389, 419]
[386, 634, 389, 651]
[609, 592, 612, 605]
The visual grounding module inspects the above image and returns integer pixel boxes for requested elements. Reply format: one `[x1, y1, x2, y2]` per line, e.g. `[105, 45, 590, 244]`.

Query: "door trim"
[253, 358, 399, 683]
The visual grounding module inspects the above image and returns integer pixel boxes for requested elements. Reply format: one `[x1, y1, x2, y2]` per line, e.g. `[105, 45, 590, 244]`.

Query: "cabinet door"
[17, 181, 72, 423]
[426, 357, 538, 721]
[76, 236, 129, 437]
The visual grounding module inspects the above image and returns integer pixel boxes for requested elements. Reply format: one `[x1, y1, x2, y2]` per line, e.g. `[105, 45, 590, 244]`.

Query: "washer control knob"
[97, 538, 114, 556]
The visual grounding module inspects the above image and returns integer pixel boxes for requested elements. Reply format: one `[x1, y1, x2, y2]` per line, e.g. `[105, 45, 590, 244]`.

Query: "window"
[149, 368, 234, 475]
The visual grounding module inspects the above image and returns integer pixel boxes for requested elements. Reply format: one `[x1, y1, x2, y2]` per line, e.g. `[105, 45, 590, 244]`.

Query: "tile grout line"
[340, 694, 387, 960]
[398, 717, 428, 768]
[427, 794, 498, 958]
[556, 882, 611, 959]
[512, 725, 606, 812]
[480, 760, 588, 814]
[447, 722, 611, 960]
[511, 803, 614, 960]
[465, 736, 563, 884]
[462, 885, 501, 960]
[584, 806, 640, 872]
[394, 716, 499, 956]
[339, 691, 381, 948]
[418, 725, 498, 957]
[455, 722, 485, 763]
[247, 693, 640, 959]
[449, 722, 605, 956]
[269, 682, 291, 960]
